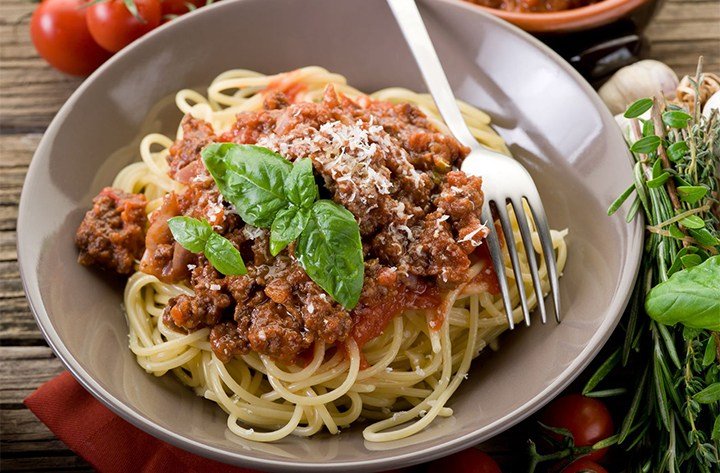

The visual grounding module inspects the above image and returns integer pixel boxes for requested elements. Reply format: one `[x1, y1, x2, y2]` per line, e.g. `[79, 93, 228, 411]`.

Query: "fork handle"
[386, 0, 480, 151]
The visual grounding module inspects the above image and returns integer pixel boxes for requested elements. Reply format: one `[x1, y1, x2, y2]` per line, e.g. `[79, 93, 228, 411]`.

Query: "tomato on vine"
[427, 448, 502, 473]
[561, 458, 609, 473]
[160, 0, 205, 18]
[540, 394, 614, 462]
[30, 0, 112, 76]
[86, 0, 162, 52]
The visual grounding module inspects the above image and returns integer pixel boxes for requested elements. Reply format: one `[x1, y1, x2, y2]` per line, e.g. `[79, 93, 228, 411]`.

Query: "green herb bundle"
[587, 65, 720, 472]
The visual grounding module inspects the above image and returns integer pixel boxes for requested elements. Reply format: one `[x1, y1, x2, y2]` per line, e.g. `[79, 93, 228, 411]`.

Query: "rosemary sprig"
[588, 60, 720, 472]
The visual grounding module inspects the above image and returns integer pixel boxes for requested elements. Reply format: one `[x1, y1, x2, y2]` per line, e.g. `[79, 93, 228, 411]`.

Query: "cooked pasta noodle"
[113, 66, 567, 442]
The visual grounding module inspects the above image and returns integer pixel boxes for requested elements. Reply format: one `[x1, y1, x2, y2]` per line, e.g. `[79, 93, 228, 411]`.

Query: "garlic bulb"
[599, 60, 679, 115]
[677, 72, 720, 113]
[702, 91, 720, 120]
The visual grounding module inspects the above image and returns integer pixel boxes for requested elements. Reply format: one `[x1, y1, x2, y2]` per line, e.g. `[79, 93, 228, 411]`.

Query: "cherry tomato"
[540, 394, 614, 462]
[160, 0, 204, 18]
[30, 0, 111, 76]
[86, 0, 161, 52]
[427, 448, 502, 473]
[561, 458, 609, 473]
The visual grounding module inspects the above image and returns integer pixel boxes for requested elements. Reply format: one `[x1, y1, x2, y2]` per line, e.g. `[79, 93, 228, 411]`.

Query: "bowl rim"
[17, 0, 644, 470]
[460, 0, 649, 32]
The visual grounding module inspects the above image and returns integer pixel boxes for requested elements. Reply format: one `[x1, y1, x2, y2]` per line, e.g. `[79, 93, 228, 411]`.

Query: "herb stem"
[652, 203, 712, 229]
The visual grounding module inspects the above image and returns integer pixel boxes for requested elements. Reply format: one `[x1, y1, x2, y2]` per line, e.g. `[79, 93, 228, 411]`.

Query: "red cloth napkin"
[24, 372, 261, 473]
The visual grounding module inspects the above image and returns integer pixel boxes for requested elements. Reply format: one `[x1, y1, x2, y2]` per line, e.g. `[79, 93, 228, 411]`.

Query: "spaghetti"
[100, 67, 567, 442]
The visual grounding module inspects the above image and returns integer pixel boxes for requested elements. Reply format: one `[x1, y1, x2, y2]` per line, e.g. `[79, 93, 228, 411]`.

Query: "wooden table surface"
[1, 0, 718, 470]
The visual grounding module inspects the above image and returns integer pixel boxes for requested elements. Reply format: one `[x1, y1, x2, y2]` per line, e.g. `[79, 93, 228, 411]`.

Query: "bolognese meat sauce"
[75, 187, 147, 274]
[76, 85, 490, 364]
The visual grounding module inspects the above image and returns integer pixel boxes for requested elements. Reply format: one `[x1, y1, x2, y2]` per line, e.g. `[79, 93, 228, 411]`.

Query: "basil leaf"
[202, 143, 292, 227]
[689, 228, 720, 247]
[713, 414, 720, 441]
[694, 383, 720, 404]
[677, 185, 708, 204]
[168, 216, 212, 253]
[667, 141, 689, 162]
[662, 110, 692, 129]
[270, 207, 309, 256]
[630, 135, 661, 154]
[285, 158, 318, 210]
[296, 200, 364, 309]
[204, 232, 247, 276]
[624, 98, 653, 118]
[645, 255, 720, 331]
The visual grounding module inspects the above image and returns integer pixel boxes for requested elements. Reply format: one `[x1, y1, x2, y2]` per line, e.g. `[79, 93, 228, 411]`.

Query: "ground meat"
[210, 321, 249, 363]
[139, 193, 194, 283]
[435, 171, 489, 254]
[245, 301, 311, 361]
[75, 188, 147, 274]
[366, 101, 468, 171]
[164, 258, 232, 330]
[81, 81, 491, 365]
[167, 116, 216, 181]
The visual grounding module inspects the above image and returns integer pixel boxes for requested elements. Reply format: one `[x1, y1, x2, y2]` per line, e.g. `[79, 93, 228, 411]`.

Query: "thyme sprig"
[588, 59, 720, 472]
[525, 59, 719, 473]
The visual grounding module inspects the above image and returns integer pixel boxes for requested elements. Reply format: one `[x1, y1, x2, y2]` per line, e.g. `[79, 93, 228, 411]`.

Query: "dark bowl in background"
[462, 0, 666, 81]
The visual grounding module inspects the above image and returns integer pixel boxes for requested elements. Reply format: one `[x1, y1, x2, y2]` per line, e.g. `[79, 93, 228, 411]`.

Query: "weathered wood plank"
[0, 348, 63, 406]
[0, 134, 39, 167]
[0, 353, 91, 471]
[647, 19, 720, 43]
[1, 231, 17, 261]
[0, 297, 43, 344]
[650, 40, 720, 77]
[1, 261, 24, 299]
[657, 2, 720, 20]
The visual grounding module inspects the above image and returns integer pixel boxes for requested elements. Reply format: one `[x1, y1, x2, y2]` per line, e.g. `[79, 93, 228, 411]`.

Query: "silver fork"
[387, 0, 560, 328]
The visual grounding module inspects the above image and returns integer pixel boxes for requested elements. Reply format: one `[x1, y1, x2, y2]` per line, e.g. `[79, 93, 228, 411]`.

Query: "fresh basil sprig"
[202, 143, 292, 227]
[646, 255, 720, 331]
[297, 200, 364, 310]
[202, 143, 364, 309]
[167, 216, 247, 276]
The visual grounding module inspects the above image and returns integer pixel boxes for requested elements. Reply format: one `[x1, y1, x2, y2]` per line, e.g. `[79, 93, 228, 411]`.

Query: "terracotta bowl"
[17, 0, 642, 471]
[464, 0, 661, 33]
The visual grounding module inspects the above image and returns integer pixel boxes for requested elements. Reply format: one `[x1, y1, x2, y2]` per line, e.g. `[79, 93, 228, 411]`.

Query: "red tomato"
[86, 0, 161, 52]
[160, 0, 204, 18]
[540, 394, 614, 462]
[561, 458, 609, 473]
[30, 0, 111, 76]
[427, 448, 502, 473]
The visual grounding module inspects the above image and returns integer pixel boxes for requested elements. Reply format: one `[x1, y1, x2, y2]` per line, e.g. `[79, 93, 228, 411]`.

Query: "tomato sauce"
[467, 0, 598, 13]
[264, 70, 307, 103]
[351, 283, 440, 350]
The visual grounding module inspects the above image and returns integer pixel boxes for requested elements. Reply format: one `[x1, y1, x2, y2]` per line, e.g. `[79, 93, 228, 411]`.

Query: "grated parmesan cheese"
[242, 225, 264, 240]
[458, 224, 489, 246]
